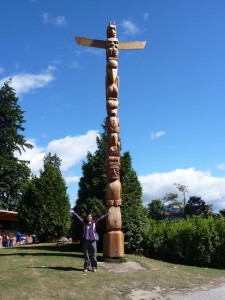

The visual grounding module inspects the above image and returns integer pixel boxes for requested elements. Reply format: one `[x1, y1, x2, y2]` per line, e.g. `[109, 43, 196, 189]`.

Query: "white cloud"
[16, 139, 46, 175]
[42, 13, 67, 27]
[143, 13, 149, 21]
[65, 176, 80, 184]
[0, 67, 5, 74]
[151, 131, 166, 140]
[17, 130, 99, 175]
[121, 20, 140, 37]
[139, 168, 225, 212]
[69, 61, 83, 69]
[0, 65, 55, 95]
[217, 163, 225, 170]
[47, 130, 99, 171]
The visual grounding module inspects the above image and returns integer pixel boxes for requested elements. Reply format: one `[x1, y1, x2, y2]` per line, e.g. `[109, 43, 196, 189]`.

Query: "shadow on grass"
[0, 243, 124, 264]
[17, 242, 83, 252]
[0, 251, 84, 258]
[0, 243, 106, 262]
[27, 266, 84, 272]
[0, 243, 84, 258]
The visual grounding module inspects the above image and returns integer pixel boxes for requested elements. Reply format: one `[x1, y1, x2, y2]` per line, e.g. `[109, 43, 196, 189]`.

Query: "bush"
[143, 216, 225, 268]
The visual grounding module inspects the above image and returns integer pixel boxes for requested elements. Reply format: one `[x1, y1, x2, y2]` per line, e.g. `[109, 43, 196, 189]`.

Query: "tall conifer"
[0, 80, 32, 210]
[18, 153, 71, 242]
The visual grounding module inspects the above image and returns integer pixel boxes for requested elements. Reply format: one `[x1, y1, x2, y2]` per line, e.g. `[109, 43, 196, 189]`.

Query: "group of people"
[0, 233, 13, 247]
[0, 231, 28, 247]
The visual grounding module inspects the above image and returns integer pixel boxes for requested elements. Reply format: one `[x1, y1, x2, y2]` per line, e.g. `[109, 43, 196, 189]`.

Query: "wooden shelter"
[0, 210, 18, 235]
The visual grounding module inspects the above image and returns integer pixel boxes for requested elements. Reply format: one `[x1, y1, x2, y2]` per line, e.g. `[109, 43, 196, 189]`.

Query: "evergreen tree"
[185, 196, 213, 216]
[75, 130, 107, 216]
[120, 151, 148, 254]
[0, 80, 32, 211]
[18, 153, 71, 242]
[74, 122, 148, 254]
[147, 199, 165, 220]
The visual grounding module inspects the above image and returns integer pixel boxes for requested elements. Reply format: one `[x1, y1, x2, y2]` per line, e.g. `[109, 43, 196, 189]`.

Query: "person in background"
[25, 234, 29, 244]
[9, 236, 14, 247]
[16, 231, 22, 245]
[2, 233, 8, 247]
[71, 210, 109, 272]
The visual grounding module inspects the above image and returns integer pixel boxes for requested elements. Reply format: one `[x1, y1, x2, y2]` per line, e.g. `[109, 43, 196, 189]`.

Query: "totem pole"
[75, 23, 146, 258]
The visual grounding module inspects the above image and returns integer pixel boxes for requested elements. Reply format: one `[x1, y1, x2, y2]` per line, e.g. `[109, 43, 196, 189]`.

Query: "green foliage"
[185, 196, 213, 216]
[120, 151, 149, 254]
[147, 199, 165, 220]
[18, 153, 71, 242]
[163, 193, 178, 202]
[75, 128, 107, 215]
[219, 209, 225, 217]
[0, 80, 32, 210]
[144, 216, 225, 268]
[213, 216, 225, 267]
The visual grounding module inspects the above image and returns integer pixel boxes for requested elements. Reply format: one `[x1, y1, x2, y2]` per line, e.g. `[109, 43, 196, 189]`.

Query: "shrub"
[144, 216, 225, 268]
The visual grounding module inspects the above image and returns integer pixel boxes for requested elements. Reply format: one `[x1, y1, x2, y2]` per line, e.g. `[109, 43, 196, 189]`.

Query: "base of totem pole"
[103, 231, 124, 258]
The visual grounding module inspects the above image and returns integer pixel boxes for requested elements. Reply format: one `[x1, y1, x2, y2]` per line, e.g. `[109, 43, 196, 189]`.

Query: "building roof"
[0, 210, 18, 221]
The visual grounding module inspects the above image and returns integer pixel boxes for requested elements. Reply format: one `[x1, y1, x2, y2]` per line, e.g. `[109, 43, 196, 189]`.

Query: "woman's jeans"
[83, 240, 97, 269]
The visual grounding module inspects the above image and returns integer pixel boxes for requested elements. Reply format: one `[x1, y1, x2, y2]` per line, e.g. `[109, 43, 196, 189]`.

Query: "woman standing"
[72, 211, 108, 272]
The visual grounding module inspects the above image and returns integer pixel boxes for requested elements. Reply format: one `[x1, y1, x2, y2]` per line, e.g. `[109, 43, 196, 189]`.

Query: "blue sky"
[1, 0, 225, 211]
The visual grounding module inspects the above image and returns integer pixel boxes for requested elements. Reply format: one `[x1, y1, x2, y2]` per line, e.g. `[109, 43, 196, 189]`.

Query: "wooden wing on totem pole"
[74, 37, 146, 50]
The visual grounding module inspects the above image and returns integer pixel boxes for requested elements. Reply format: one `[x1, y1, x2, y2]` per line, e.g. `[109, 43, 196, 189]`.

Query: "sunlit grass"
[1, 243, 225, 299]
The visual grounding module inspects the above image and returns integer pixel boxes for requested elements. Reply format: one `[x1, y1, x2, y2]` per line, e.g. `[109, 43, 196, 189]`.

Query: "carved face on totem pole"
[107, 164, 120, 182]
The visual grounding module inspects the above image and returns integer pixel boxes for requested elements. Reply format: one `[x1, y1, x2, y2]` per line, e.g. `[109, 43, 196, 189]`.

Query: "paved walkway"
[168, 284, 225, 300]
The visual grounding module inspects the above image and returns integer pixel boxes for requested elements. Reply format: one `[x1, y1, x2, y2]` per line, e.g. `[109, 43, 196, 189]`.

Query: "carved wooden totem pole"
[75, 23, 146, 258]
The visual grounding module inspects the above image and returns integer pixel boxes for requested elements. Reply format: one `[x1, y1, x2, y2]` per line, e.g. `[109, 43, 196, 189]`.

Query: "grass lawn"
[1, 243, 225, 299]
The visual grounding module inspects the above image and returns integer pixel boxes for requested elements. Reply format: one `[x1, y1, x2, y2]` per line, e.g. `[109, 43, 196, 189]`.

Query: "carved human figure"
[106, 38, 118, 60]
[106, 164, 122, 207]
[106, 36, 118, 85]
[107, 133, 120, 156]
[107, 83, 118, 99]
[106, 99, 118, 116]
[106, 62, 118, 85]
[106, 116, 120, 133]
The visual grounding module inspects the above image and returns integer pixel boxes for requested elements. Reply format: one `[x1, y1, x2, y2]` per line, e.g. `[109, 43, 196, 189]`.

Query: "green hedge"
[143, 216, 225, 268]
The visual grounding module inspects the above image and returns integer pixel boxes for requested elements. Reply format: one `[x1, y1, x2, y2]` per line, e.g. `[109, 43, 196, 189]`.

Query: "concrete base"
[103, 231, 124, 258]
